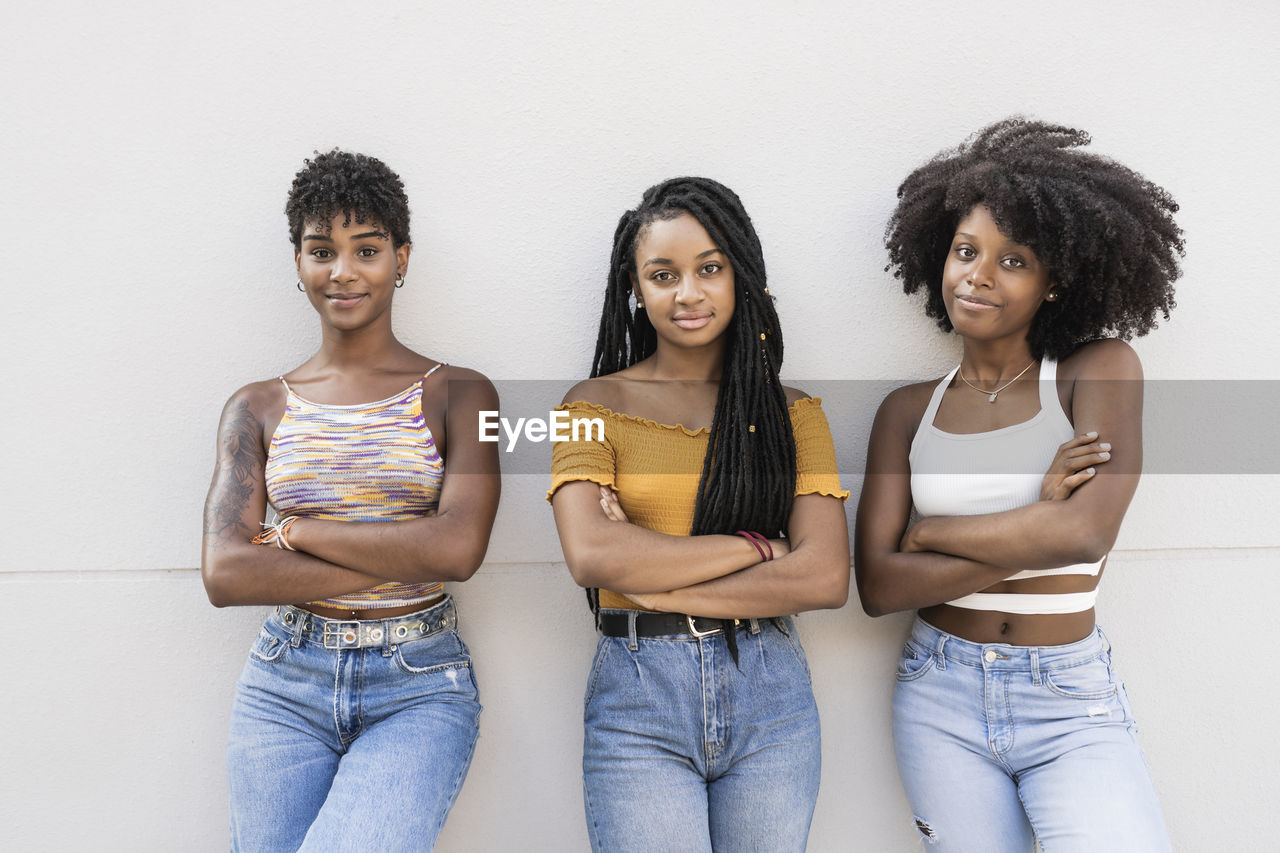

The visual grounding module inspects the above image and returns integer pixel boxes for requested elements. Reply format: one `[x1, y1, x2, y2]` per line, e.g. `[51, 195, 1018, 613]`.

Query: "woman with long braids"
[549, 177, 850, 852]
[201, 150, 500, 850]
[855, 119, 1183, 851]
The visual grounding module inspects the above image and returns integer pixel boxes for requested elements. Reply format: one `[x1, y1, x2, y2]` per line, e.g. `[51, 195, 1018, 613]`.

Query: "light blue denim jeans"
[582, 612, 822, 853]
[892, 616, 1170, 852]
[226, 595, 481, 852]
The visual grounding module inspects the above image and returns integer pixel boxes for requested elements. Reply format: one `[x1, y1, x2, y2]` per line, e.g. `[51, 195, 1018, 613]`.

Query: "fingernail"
[1099, 452, 1110, 460]
[1086, 431, 1098, 437]
[1100, 443, 1111, 450]
[1086, 467, 1095, 474]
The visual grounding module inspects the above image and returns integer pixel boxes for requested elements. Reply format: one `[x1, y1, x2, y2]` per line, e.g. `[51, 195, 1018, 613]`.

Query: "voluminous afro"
[285, 150, 411, 249]
[885, 118, 1184, 359]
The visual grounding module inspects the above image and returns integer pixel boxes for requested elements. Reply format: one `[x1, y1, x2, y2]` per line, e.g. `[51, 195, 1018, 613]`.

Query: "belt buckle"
[686, 615, 721, 638]
[323, 620, 361, 650]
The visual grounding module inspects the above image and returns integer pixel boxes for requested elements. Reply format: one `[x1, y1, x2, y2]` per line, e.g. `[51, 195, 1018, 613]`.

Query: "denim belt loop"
[933, 632, 948, 671]
[626, 610, 639, 651]
[1098, 627, 1111, 654]
[1030, 647, 1042, 686]
[747, 618, 761, 636]
[289, 607, 306, 648]
[381, 619, 395, 657]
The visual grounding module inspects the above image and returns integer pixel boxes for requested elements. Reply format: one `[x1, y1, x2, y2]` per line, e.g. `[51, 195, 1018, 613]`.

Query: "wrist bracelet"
[735, 530, 773, 562]
[252, 515, 299, 551]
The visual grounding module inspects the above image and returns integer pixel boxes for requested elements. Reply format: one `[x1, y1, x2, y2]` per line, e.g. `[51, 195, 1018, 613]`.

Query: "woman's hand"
[1040, 432, 1112, 501]
[599, 486, 629, 523]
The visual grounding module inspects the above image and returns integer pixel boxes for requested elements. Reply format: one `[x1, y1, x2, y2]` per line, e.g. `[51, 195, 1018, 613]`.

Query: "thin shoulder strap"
[424, 362, 446, 382]
[920, 366, 960, 429]
[278, 375, 292, 394]
[1038, 358, 1073, 425]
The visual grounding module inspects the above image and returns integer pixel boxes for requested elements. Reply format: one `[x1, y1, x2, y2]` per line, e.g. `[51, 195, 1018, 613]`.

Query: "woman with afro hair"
[201, 150, 499, 850]
[855, 118, 1183, 851]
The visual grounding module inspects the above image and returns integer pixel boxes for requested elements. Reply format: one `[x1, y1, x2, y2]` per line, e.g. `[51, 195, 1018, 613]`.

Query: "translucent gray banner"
[436, 379, 1280, 476]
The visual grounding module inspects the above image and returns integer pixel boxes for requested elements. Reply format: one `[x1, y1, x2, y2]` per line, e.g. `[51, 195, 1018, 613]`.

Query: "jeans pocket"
[583, 638, 612, 708]
[895, 644, 937, 682]
[392, 630, 472, 676]
[779, 625, 814, 685]
[1043, 657, 1118, 700]
[248, 628, 288, 664]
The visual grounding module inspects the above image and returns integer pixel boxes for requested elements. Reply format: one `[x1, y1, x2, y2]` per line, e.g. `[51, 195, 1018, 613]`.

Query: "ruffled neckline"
[555, 396, 824, 437]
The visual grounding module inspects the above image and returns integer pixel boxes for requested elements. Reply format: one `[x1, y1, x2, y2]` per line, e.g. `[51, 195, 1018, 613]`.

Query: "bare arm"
[283, 369, 502, 583]
[632, 492, 850, 618]
[200, 386, 387, 607]
[902, 341, 1142, 568]
[551, 480, 769, 593]
[853, 385, 1022, 616]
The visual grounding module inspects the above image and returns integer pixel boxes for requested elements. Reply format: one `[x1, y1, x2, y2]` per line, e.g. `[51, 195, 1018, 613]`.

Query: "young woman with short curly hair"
[201, 150, 500, 850]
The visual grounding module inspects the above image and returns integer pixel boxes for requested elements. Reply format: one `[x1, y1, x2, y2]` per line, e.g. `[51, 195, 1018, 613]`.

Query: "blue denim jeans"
[226, 595, 481, 852]
[892, 617, 1170, 852]
[582, 613, 822, 853]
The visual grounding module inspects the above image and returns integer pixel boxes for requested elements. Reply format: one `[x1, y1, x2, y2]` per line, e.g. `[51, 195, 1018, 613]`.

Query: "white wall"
[2, 1, 1277, 850]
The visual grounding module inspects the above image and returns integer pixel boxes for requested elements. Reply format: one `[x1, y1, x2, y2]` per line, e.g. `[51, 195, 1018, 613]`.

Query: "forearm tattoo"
[203, 400, 266, 538]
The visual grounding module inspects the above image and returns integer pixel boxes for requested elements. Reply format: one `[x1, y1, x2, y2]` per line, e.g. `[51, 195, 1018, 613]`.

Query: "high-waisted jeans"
[226, 595, 481, 852]
[893, 616, 1170, 852]
[582, 612, 822, 853]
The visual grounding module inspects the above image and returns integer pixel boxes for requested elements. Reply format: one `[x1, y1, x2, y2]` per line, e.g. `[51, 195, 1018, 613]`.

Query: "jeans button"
[984, 650, 997, 663]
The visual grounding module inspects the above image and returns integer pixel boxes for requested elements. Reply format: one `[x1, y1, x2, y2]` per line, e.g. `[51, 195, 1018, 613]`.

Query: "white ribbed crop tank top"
[909, 359, 1103, 614]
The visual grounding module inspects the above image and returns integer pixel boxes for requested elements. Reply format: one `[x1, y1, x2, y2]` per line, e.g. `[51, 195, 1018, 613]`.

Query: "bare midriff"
[300, 595, 445, 622]
[919, 565, 1104, 646]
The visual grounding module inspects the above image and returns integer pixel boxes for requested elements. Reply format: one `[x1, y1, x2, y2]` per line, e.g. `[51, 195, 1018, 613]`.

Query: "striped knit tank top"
[265, 363, 446, 609]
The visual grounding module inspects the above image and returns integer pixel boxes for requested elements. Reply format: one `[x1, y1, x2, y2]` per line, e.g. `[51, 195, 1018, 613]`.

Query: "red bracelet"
[735, 530, 773, 561]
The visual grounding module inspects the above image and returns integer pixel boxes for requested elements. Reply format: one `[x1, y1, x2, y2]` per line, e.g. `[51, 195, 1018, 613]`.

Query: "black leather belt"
[598, 611, 747, 639]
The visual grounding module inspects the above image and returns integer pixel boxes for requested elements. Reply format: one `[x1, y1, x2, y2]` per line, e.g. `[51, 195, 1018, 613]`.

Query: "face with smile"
[631, 212, 736, 354]
[295, 213, 410, 331]
[942, 205, 1054, 342]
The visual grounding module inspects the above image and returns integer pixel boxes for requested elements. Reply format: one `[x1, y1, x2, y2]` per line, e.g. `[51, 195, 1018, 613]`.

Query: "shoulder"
[783, 385, 810, 406]
[559, 376, 627, 410]
[1059, 339, 1143, 382]
[430, 363, 499, 409]
[220, 379, 283, 423]
[875, 380, 937, 427]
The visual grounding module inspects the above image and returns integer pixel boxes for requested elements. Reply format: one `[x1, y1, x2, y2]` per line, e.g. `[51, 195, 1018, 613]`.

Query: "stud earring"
[296, 280, 305, 293]
[1046, 291, 1058, 302]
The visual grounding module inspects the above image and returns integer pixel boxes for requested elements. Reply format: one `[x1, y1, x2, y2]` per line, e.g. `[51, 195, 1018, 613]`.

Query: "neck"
[646, 340, 726, 382]
[959, 339, 1038, 384]
[317, 316, 408, 371]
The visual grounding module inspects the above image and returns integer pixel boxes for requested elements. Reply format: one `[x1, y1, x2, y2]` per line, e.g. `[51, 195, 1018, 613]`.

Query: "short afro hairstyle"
[885, 118, 1184, 359]
[285, 149, 411, 249]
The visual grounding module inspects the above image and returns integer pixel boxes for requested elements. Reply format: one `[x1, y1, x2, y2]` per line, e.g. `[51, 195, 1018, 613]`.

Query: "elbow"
[564, 552, 607, 589]
[1049, 519, 1115, 566]
[857, 586, 892, 618]
[852, 561, 897, 618]
[438, 536, 489, 582]
[811, 557, 851, 610]
[201, 557, 238, 608]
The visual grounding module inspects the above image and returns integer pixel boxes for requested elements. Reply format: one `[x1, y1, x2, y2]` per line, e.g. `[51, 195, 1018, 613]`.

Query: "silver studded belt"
[274, 601, 456, 650]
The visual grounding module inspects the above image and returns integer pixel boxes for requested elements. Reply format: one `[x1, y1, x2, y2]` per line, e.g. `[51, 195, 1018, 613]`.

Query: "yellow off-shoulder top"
[547, 396, 848, 610]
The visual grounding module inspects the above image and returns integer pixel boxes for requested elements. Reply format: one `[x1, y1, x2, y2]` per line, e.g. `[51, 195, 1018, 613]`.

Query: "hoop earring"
[395, 274, 405, 289]
[296, 280, 305, 293]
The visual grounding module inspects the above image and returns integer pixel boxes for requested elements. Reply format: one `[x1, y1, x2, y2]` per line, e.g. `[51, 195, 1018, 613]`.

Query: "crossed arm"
[853, 340, 1142, 616]
[200, 372, 501, 607]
